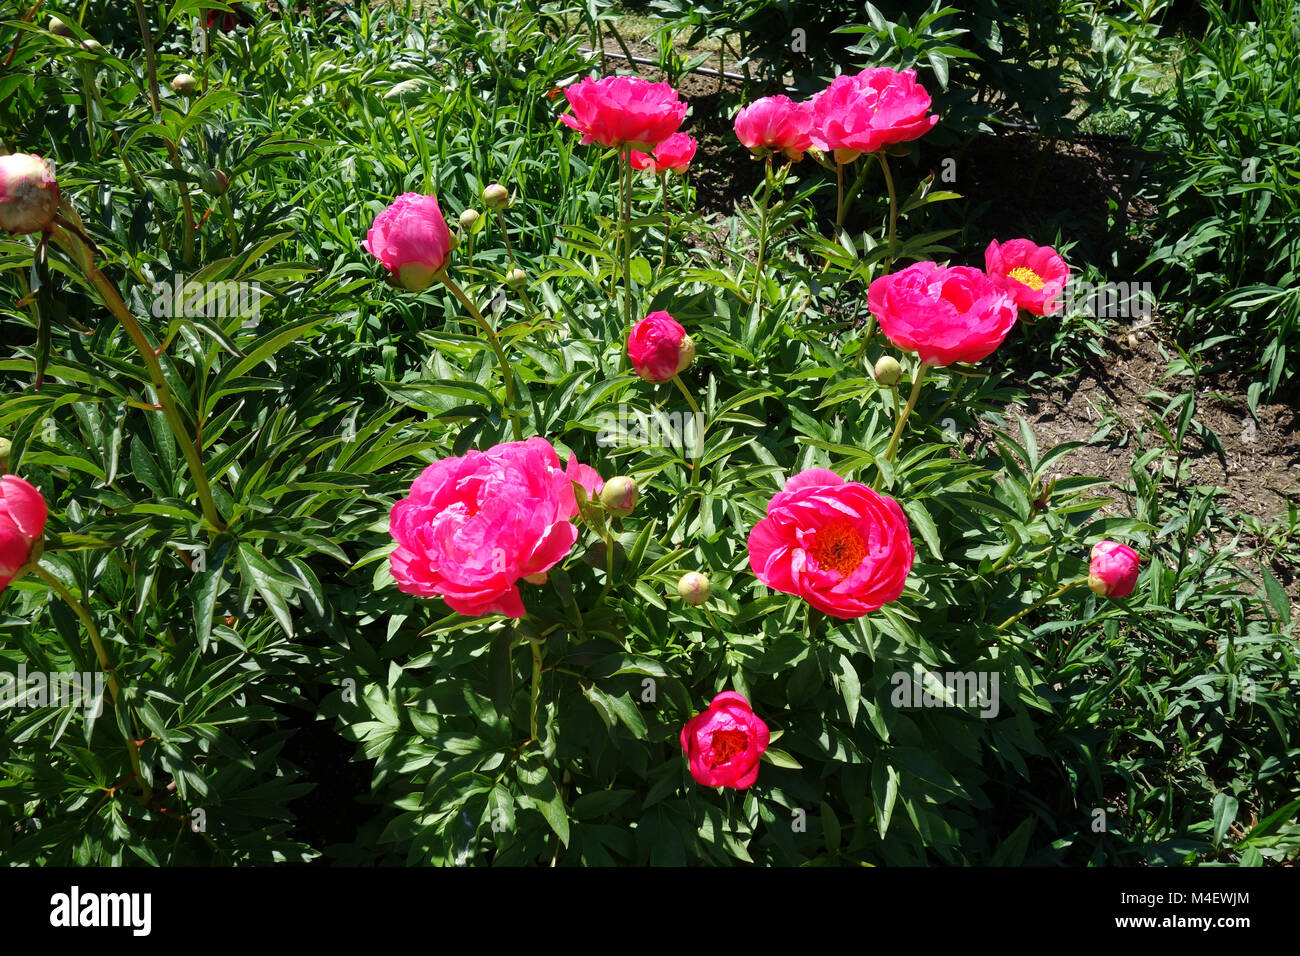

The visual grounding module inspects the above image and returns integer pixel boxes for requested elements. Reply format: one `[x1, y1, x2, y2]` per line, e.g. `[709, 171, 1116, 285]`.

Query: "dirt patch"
[913, 129, 1160, 266]
[986, 326, 1300, 526]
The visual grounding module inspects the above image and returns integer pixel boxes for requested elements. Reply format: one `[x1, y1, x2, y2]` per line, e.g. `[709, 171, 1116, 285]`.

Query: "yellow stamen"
[1008, 266, 1044, 290]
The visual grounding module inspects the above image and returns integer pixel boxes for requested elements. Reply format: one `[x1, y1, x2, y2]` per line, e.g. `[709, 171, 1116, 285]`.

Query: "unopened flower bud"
[171, 73, 200, 96]
[0, 154, 60, 235]
[599, 476, 638, 516]
[0, 437, 10, 473]
[873, 355, 902, 387]
[200, 168, 228, 197]
[677, 571, 710, 606]
[49, 16, 73, 37]
[505, 268, 526, 291]
[459, 208, 483, 233]
[80, 38, 103, 53]
[676, 334, 696, 375]
[483, 183, 509, 209]
[1088, 540, 1141, 599]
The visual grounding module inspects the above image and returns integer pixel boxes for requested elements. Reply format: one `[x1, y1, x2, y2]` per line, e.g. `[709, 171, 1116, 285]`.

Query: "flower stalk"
[996, 577, 1088, 632]
[49, 220, 225, 531]
[441, 274, 523, 441]
[883, 361, 930, 464]
[34, 564, 151, 803]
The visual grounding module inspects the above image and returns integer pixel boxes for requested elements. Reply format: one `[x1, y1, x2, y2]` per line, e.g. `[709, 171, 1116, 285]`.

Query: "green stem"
[883, 362, 929, 465]
[663, 494, 694, 543]
[671, 374, 704, 486]
[50, 225, 225, 530]
[806, 606, 825, 642]
[621, 148, 634, 335]
[34, 564, 150, 803]
[494, 209, 516, 266]
[77, 63, 97, 155]
[441, 275, 523, 441]
[996, 577, 1088, 632]
[835, 161, 845, 228]
[219, 193, 238, 252]
[877, 152, 899, 272]
[842, 158, 872, 226]
[752, 155, 772, 306]
[132, 0, 160, 118]
[660, 173, 670, 271]
[529, 639, 543, 741]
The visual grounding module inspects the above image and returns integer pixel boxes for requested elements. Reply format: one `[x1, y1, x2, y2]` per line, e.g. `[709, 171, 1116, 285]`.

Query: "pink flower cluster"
[734, 68, 937, 164]
[868, 238, 1072, 367]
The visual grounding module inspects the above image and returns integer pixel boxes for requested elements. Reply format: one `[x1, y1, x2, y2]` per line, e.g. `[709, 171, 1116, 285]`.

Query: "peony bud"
[677, 571, 710, 605]
[0, 154, 60, 235]
[1087, 540, 1141, 599]
[599, 476, 638, 515]
[483, 183, 509, 209]
[171, 73, 200, 96]
[677, 334, 696, 375]
[628, 311, 694, 382]
[873, 355, 902, 387]
[0, 438, 10, 473]
[459, 208, 483, 233]
[505, 268, 527, 291]
[0, 475, 48, 595]
[200, 168, 228, 197]
[49, 16, 73, 37]
[363, 193, 454, 292]
[80, 38, 103, 53]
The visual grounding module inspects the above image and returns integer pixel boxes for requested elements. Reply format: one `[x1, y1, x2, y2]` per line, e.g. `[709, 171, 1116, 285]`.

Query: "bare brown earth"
[988, 330, 1300, 523]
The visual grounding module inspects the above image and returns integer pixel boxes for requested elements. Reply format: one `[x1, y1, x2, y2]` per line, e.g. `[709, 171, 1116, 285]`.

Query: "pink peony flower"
[628, 311, 695, 382]
[734, 96, 814, 161]
[363, 193, 453, 292]
[680, 691, 770, 789]
[809, 68, 938, 164]
[867, 261, 1018, 367]
[0, 153, 60, 235]
[1088, 541, 1141, 599]
[748, 468, 913, 619]
[985, 239, 1070, 316]
[0, 475, 47, 595]
[559, 76, 688, 152]
[388, 438, 603, 618]
[629, 132, 697, 174]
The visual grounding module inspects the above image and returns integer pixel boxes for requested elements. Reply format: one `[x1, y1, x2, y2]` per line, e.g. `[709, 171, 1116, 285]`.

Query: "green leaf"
[518, 762, 569, 847]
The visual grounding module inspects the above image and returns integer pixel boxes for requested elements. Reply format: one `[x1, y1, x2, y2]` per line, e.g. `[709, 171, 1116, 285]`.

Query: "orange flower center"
[1008, 266, 1045, 290]
[809, 521, 867, 576]
[709, 729, 748, 765]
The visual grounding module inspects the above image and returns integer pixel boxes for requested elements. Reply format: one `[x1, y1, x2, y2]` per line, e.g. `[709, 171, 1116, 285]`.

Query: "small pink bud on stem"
[599, 476, 638, 516]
